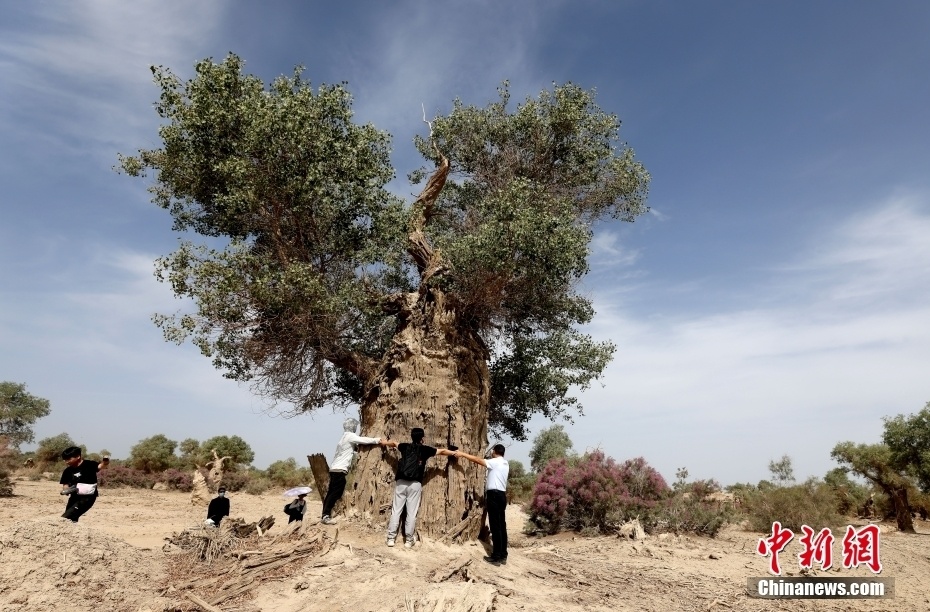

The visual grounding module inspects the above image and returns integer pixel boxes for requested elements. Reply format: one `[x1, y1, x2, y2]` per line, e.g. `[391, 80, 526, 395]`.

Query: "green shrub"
[507, 460, 536, 505]
[265, 458, 314, 487]
[242, 475, 273, 495]
[741, 478, 842, 532]
[652, 477, 733, 537]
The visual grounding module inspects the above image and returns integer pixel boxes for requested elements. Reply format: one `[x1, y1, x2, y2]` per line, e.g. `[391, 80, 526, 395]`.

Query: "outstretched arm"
[382, 439, 399, 449]
[453, 450, 487, 467]
[436, 448, 454, 456]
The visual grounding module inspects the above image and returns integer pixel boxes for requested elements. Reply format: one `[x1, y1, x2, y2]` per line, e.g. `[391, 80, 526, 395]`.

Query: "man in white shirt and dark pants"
[455, 444, 509, 563]
[321, 418, 386, 524]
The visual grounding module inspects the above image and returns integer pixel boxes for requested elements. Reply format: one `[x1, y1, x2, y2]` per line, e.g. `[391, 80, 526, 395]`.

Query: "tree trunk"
[348, 287, 490, 541]
[891, 486, 915, 533]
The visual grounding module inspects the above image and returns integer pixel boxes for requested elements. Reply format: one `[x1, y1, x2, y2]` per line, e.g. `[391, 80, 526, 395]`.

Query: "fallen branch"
[431, 554, 473, 583]
[186, 592, 224, 612]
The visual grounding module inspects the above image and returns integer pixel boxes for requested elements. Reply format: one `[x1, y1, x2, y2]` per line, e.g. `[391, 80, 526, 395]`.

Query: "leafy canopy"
[120, 55, 650, 440]
[529, 424, 575, 472]
[0, 381, 51, 449]
[129, 434, 179, 473]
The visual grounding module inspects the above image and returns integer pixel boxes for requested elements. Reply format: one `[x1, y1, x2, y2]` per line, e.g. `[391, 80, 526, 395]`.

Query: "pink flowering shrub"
[98, 466, 157, 489]
[530, 451, 669, 534]
[158, 468, 194, 492]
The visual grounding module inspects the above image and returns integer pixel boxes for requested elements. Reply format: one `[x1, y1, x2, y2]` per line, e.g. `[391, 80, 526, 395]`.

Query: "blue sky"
[2, 1, 929, 486]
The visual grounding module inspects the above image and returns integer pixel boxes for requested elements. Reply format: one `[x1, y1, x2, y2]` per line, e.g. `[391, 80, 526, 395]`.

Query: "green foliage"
[35, 433, 81, 465]
[882, 401, 930, 492]
[823, 467, 872, 516]
[129, 434, 178, 473]
[198, 435, 255, 469]
[0, 381, 51, 449]
[830, 441, 912, 494]
[529, 425, 574, 473]
[506, 459, 537, 504]
[265, 457, 313, 487]
[767, 455, 795, 485]
[740, 478, 843, 532]
[121, 55, 650, 438]
[178, 438, 200, 470]
[0, 436, 15, 497]
[660, 477, 732, 538]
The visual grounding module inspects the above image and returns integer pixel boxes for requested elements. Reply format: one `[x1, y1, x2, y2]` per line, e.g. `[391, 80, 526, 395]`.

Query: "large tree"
[0, 381, 51, 449]
[832, 401, 930, 534]
[129, 434, 179, 473]
[120, 54, 649, 538]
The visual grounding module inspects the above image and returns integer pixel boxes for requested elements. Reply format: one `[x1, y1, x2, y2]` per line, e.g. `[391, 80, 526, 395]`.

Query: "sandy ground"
[2, 478, 929, 611]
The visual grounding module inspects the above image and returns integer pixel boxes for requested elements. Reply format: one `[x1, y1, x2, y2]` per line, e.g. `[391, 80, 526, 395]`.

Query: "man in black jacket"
[206, 487, 230, 527]
[59, 446, 110, 522]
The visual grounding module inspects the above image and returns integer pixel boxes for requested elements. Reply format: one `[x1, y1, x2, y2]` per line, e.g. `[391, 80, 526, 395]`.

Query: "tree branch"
[408, 108, 450, 279]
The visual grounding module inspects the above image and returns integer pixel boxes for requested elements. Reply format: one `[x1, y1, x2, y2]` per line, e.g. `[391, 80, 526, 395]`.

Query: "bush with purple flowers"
[530, 450, 670, 534]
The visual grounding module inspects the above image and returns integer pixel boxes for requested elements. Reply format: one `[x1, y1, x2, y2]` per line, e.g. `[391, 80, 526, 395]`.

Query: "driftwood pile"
[164, 518, 337, 610]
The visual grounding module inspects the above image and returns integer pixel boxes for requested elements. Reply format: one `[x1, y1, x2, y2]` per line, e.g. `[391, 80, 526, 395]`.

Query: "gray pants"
[387, 480, 422, 539]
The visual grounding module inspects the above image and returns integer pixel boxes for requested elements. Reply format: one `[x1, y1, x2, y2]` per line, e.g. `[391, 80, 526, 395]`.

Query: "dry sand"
[2, 478, 929, 611]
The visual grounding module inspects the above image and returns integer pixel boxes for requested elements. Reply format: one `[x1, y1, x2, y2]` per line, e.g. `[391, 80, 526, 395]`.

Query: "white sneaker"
[387, 538, 395, 547]
[404, 540, 413, 549]
[321, 516, 336, 525]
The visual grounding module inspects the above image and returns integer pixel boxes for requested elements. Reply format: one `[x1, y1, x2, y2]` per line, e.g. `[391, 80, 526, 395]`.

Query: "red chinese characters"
[757, 521, 794, 575]
[798, 525, 834, 570]
[842, 524, 882, 573]
[757, 522, 882, 575]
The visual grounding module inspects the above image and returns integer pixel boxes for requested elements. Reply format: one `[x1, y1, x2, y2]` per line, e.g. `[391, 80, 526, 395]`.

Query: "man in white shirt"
[321, 418, 387, 524]
[454, 444, 509, 563]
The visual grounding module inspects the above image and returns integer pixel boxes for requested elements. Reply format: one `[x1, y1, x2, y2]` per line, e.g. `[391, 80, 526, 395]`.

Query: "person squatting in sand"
[284, 492, 308, 523]
[206, 486, 230, 527]
[59, 446, 110, 522]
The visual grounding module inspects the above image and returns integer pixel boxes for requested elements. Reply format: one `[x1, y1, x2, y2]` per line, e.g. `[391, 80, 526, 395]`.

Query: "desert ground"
[1, 478, 929, 612]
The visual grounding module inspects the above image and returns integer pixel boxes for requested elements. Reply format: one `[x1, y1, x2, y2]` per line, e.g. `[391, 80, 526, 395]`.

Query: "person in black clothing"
[382, 427, 453, 548]
[59, 446, 110, 522]
[284, 493, 308, 523]
[206, 487, 230, 527]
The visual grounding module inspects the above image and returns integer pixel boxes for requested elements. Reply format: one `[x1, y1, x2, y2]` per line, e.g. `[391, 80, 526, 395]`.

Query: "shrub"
[657, 480, 732, 538]
[157, 468, 194, 492]
[530, 451, 669, 534]
[741, 478, 842, 532]
[218, 470, 255, 492]
[99, 466, 158, 489]
[35, 433, 81, 465]
[129, 434, 178, 472]
[242, 475, 273, 495]
[507, 460, 536, 505]
[265, 458, 314, 487]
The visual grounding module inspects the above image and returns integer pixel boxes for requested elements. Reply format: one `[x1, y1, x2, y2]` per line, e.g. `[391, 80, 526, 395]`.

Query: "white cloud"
[566, 193, 930, 484]
[0, 1, 225, 162]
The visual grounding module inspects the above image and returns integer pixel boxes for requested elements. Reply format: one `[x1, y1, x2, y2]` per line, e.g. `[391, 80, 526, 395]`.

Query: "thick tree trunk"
[348, 287, 490, 541]
[891, 487, 915, 533]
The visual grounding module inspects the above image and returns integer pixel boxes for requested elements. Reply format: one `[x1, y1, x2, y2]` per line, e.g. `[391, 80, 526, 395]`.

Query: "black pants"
[486, 489, 508, 559]
[322, 471, 347, 517]
[63, 494, 97, 522]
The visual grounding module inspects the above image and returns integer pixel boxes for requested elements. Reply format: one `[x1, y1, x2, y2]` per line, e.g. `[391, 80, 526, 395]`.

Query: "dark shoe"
[483, 555, 503, 564]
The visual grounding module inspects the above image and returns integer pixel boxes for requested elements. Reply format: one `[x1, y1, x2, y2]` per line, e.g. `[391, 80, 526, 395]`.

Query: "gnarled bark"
[348, 286, 490, 541]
